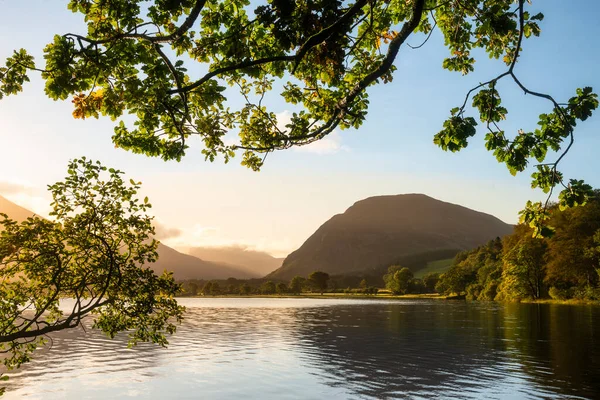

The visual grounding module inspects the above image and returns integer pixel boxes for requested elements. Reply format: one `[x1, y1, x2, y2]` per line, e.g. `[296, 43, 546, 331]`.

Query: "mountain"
[187, 246, 284, 277]
[152, 243, 255, 280]
[0, 194, 250, 281]
[0, 194, 38, 222]
[269, 194, 514, 280]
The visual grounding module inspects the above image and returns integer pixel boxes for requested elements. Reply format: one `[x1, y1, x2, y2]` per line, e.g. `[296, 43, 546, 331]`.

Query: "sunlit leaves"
[0, 0, 598, 239]
[0, 159, 184, 379]
[519, 200, 554, 238]
[472, 86, 507, 123]
[438, 81, 598, 236]
[558, 180, 593, 211]
[0, 49, 34, 99]
[0, 0, 553, 164]
[569, 87, 599, 121]
[433, 109, 477, 152]
[530, 165, 562, 194]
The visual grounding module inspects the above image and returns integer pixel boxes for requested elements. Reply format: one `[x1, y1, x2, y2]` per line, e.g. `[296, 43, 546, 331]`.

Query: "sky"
[1, 0, 599, 257]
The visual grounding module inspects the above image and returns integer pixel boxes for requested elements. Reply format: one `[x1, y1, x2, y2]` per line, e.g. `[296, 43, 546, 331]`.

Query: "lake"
[2, 298, 600, 399]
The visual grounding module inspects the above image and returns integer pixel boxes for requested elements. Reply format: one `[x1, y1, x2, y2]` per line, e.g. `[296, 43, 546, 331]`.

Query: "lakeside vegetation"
[436, 191, 600, 302]
[180, 191, 600, 304]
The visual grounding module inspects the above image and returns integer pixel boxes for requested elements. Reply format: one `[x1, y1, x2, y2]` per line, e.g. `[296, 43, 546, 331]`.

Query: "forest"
[435, 190, 600, 301]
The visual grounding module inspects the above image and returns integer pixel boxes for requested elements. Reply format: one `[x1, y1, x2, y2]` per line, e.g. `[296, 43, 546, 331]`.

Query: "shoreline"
[178, 293, 600, 305]
[180, 293, 450, 300]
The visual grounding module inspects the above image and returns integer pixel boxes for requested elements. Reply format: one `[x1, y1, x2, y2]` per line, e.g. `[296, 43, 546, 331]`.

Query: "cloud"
[0, 181, 35, 195]
[159, 223, 294, 258]
[153, 220, 183, 240]
[294, 130, 346, 155]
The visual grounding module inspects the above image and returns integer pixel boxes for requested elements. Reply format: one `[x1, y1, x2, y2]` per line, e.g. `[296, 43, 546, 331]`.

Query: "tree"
[0, 158, 183, 387]
[288, 276, 305, 294]
[239, 282, 252, 295]
[588, 230, 600, 283]
[1, 0, 598, 229]
[308, 271, 330, 294]
[276, 282, 288, 294]
[261, 280, 276, 295]
[210, 281, 221, 295]
[202, 281, 213, 296]
[499, 224, 547, 300]
[359, 279, 368, 291]
[545, 192, 600, 288]
[422, 273, 440, 293]
[383, 266, 413, 295]
[187, 282, 199, 296]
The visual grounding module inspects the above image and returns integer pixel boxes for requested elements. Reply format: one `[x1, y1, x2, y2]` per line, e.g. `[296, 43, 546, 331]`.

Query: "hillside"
[0, 194, 249, 280]
[269, 194, 513, 280]
[187, 246, 284, 277]
[152, 243, 255, 280]
[0, 194, 38, 222]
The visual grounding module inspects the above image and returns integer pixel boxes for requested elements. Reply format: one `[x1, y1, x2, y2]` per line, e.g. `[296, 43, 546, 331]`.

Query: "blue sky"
[1, 0, 599, 256]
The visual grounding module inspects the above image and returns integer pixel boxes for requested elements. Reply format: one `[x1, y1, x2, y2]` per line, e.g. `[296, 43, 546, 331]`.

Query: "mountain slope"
[187, 246, 284, 277]
[269, 194, 513, 280]
[152, 243, 255, 280]
[0, 194, 249, 280]
[0, 194, 38, 222]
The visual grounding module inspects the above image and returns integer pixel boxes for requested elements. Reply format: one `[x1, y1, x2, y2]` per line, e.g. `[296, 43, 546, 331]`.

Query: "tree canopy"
[0, 0, 598, 232]
[436, 191, 600, 301]
[383, 265, 413, 295]
[0, 158, 184, 389]
[308, 271, 330, 293]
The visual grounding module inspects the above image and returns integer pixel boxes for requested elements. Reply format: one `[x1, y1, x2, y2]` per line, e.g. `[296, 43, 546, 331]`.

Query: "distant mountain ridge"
[153, 243, 255, 280]
[187, 246, 283, 277]
[269, 194, 514, 280]
[0, 194, 251, 281]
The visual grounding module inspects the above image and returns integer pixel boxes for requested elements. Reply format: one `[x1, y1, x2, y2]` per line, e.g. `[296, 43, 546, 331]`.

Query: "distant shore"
[179, 293, 600, 305]
[181, 293, 457, 301]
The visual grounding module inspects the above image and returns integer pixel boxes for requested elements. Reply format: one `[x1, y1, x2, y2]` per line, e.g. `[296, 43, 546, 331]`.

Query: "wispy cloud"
[153, 220, 183, 240]
[294, 130, 347, 155]
[0, 180, 35, 195]
[160, 223, 294, 257]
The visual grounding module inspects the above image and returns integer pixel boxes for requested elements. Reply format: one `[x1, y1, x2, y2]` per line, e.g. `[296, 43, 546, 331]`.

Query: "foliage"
[239, 282, 252, 295]
[422, 273, 440, 293]
[364, 286, 379, 295]
[436, 238, 502, 299]
[288, 276, 305, 294]
[202, 281, 222, 295]
[0, 159, 183, 387]
[260, 280, 276, 294]
[0, 0, 597, 228]
[308, 271, 330, 294]
[498, 225, 547, 300]
[383, 265, 413, 295]
[202, 281, 213, 295]
[436, 193, 600, 301]
[275, 282, 288, 294]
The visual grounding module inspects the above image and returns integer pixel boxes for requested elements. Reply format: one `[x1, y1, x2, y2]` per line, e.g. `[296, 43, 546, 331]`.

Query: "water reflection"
[2, 299, 599, 399]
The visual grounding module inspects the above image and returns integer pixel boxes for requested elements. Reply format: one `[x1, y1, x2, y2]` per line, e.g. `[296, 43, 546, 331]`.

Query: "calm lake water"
[2, 298, 600, 399]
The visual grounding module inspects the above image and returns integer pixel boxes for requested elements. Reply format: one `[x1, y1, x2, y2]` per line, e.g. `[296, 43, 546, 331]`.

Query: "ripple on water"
[2, 298, 600, 399]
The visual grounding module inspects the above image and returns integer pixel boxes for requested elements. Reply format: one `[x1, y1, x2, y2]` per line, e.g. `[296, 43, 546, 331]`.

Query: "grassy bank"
[182, 293, 451, 300]
[180, 293, 600, 305]
[518, 298, 600, 306]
